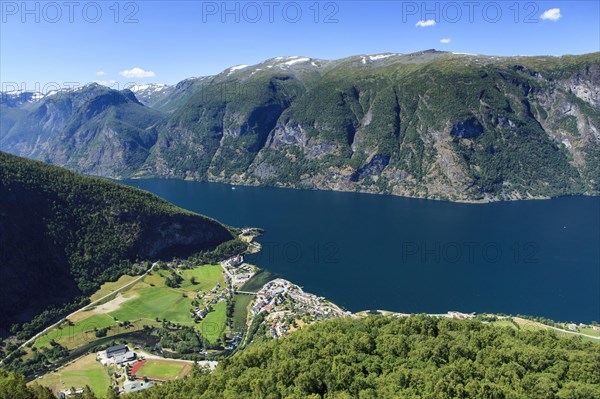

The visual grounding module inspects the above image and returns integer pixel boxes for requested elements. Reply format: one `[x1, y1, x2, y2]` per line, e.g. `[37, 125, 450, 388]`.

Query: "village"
[221, 254, 257, 291]
[250, 279, 352, 339]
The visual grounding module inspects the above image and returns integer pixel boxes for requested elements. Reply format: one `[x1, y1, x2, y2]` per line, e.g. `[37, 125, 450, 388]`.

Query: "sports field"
[131, 359, 192, 381]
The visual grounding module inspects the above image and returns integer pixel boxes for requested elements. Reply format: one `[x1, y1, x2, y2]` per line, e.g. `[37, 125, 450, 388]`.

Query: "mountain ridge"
[1, 50, 599, 201]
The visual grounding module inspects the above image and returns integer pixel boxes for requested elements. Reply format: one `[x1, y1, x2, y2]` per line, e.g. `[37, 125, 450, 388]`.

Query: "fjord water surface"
[122, 179, 600, 322]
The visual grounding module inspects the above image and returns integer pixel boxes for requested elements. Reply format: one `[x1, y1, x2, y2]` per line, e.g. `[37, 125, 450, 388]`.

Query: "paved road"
[0, 263, 156, 365]
[546, 324, 600, 339]
[512, 317, 600, 341]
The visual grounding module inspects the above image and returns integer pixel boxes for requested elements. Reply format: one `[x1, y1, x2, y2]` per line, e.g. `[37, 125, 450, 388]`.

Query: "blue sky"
[1, 1, 599, 90]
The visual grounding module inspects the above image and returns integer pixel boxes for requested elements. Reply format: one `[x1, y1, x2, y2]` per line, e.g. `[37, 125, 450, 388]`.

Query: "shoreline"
[114, 175, 600, 205]
[352, 309, 600, 341]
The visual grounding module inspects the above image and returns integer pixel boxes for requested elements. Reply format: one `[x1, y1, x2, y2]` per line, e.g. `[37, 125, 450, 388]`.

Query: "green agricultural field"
[181, 265, 224, 292]
[143, 272, 168, 288]
[133, 360, 190, 380]
[200, 301, 227, 343]
[31, 354, 110, 398]
[32, 265, 227, 354]
[109, 287, 192, 324]
[34, 314, 116, 349]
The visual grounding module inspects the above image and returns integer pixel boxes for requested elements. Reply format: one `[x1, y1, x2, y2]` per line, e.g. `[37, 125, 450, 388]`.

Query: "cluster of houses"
[250, 279, 290, 316]
[224, 330, 243, 351]
[191, 283, 227, 321]
[268, 316, 291, 338]
[567, 322, 600, 332]
[250, 279, 351, 338]
[221, 255, 257, 289]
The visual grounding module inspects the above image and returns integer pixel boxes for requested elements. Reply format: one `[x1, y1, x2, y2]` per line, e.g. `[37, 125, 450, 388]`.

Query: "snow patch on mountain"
[359, 53, 402, 65]
[227, 65, 250, 76]
[369, 54, 398, 61]
[130, 83, 168, 93]
[280, 57, 311, 66]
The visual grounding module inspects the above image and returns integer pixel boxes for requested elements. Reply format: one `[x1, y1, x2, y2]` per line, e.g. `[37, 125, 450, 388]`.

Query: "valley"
[2, 3, 599, 397]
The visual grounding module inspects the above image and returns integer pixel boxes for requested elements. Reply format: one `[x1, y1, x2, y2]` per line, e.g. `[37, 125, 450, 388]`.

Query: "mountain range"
[2, 50, 598, 201]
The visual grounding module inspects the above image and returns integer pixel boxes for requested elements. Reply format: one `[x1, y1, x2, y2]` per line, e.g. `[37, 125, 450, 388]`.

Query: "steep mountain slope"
[2, 51, 599, 201]
[130, 78, 215, 113]
[1, 84, 166, 177]
[0, 152, 233, 331]
[143, 51, 599, 201]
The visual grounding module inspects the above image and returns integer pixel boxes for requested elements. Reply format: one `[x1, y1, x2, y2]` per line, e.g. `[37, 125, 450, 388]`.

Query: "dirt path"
[92, 293, 135, 314]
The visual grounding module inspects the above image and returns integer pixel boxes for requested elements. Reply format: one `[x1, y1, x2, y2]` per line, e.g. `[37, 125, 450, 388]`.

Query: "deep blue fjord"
[123, 179, 600, 323]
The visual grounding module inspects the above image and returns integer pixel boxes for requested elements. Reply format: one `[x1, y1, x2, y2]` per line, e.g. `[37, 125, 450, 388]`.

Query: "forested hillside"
[129, 316, 600, 399]
[0, 152, 233, 332]
[2, 51, 598, 201]
[5, 315, 599, 398]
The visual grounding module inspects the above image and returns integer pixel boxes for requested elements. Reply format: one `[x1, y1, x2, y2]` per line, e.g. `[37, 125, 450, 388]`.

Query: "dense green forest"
[0, 152, 233, 333]
[3, 315, 598, 398]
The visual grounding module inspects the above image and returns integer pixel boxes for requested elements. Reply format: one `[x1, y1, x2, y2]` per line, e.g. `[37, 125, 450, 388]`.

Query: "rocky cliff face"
[2, 51, 599, 201]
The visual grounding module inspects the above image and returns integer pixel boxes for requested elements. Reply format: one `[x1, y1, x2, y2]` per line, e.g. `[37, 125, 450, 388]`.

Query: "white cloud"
[119, 67, 156, 78]
[96, 71, 106, 76]
[540, 8, 562, 21]
[416, 19, 436, 27]
[440, 38, 451, 44]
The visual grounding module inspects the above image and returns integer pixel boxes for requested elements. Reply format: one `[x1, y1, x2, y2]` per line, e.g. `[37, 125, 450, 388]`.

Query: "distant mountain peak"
[129, 83, 169, 92]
